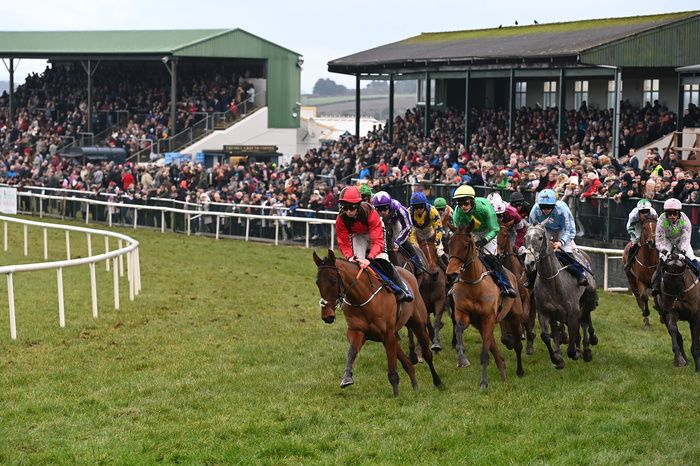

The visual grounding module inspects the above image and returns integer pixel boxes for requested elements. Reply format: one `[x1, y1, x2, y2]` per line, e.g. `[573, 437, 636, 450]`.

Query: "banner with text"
[0, 187, 17, 214]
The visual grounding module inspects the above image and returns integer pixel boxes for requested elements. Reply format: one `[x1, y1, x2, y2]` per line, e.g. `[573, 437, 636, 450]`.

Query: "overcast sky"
[1, 0, 698, 93]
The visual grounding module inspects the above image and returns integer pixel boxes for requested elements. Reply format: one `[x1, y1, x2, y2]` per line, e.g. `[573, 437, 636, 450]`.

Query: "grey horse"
[523, 223, 599, 369]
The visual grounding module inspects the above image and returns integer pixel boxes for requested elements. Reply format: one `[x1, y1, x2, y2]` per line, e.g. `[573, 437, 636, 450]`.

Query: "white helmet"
[487, 192, 503, 203]
[489, 198, 507, 214]
[663, 198, 682, 212]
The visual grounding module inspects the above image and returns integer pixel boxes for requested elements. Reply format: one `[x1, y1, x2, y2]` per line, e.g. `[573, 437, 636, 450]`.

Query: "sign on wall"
[0, 187, 17, 214]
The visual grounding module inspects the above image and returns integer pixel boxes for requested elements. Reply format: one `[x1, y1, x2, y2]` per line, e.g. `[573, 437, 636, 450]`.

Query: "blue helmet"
[410, 192, 428, 206]
[372, 191, 392, 207]
[537, 189, 557, 206]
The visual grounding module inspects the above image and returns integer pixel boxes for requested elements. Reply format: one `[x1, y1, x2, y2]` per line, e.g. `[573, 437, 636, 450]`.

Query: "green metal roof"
[0, 29, 300, 58]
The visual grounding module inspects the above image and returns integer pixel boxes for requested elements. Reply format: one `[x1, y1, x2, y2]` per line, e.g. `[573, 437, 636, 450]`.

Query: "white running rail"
[577, 245, 627, 292]
[0, 215, 141, 340]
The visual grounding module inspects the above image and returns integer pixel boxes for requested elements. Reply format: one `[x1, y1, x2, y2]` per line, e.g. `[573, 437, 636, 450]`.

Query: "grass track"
[0, 217, 698, 464]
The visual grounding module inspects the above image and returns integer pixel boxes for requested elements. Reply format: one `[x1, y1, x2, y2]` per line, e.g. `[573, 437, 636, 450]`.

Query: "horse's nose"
[448, 272, 458, 282]
[322, 315, 335, 324]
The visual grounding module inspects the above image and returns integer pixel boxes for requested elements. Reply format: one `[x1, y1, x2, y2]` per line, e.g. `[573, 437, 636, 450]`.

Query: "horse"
[416, 236, 449, 352]
[622, 218, 659, 329]
[653, 249, 700, 371]
[446, 222, 526, 389]
[313, 250, 443, 396]
[522, 224, 598, 370]
[496, 224, 536, 355]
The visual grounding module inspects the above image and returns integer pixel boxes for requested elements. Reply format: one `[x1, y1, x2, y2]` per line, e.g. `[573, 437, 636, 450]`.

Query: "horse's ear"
[327, 249, 336, 263]
[313, 251, 323, 267]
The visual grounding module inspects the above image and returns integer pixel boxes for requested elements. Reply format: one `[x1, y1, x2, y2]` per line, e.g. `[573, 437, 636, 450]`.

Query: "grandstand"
[328, 11, 700, 166]
[0, 29, 301, 160]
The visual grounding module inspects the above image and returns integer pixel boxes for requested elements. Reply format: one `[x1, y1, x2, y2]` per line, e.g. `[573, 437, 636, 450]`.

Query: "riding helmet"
[372, 191, 392, 207]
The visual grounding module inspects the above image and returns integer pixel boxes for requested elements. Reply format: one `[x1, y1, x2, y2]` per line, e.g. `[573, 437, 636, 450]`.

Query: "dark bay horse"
[313, 250, 442, 396]
[446, 222, 526, 390]
[416, 236, 449, 352]
[496, 224, 536, 355]
[654, 249, 700, 371]
[523, 224, 598, 369]
[623, 218, 659, 328]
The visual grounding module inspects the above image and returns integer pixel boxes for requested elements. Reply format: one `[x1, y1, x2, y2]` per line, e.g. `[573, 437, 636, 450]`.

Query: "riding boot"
[483, 254, 517, 298]
[651, 261, 664, 296]
[377, 258, 413, 303]
[562, 252, 589, 287]
[688, 258, 700, 278]
[625, 242, 640, 271]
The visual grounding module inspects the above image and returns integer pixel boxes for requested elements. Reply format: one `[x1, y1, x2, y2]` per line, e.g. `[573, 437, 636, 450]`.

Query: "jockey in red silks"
[335, 186, 413, 302]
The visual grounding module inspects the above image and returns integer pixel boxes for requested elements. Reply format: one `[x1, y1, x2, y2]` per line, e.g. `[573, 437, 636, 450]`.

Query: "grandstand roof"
[329, 11, 700, 74]
[0, 29, 300, 59]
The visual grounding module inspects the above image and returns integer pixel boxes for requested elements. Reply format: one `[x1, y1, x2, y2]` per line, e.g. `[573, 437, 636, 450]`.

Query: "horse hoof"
[480, 382, 488, 391]
[567, 348, 578, 360]
[516, 368, 524, 377]
[589, 334, 599, 346]
[410, 354, 418, 365]
[417, 357, 425, 364]
[431, 342, 442, 352]
[554, 362, 565, 370]
[526, 344, 534, 356]
[674, 356, 687, 367]
[340, 377, 354, 388]
[583, 349, 593, 362]
[457, 358, 471, 368]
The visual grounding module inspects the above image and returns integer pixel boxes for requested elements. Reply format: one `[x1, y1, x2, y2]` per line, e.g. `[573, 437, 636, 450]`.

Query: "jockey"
[409, 191, 448, 268]
[452, 185, 517, 297]
[528, 189, 590, 288]
[624, 198, 659, 271]
[371, 191, 422, 268]
[651, 198, 699, 296]
[433, 197, 454, 233]
[358, 183, 373, 204]
[335, 186, 413, 302]
[487, 193, 527, 253]
[508, 191, 531, 219]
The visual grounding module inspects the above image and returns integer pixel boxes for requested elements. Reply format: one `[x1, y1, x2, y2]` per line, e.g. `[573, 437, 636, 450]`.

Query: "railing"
[576, 245, 626, 292]
[0, 214, 141, 340]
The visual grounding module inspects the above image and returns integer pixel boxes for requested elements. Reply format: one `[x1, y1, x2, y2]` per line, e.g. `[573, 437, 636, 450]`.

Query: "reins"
[449, 232, 489, 285]
[317, 262, 385, 309]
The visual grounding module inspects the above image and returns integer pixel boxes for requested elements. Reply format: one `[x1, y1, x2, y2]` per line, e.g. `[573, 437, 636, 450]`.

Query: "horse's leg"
[638, 282, 651, 329]
[540, 312, 564, 369]
[341, 331, 366, 388]
[478, 318, 496, 389]
[665, 313, 687, 367]
[432, 293, 446, 352]
[690, 318, 700, 373]
[407, 317, 443, 388]
[396, 344, 418, 389]
[383, 331, 400, 397]
[566, 312, 582, 360]
[407, 328, 419, 364]
[449, 296, 458, 349]
[581, 310, 593, 362]
[505, 315, 525, 377]
[454, 311, 471, 368]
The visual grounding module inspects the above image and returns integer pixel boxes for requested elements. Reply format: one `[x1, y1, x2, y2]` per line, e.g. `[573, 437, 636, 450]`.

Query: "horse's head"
[446, 221, 477, 279]
[665, 248, 688, 275]
[418, 235, 438, 271]
[523, 224, 548, 274]
[496, 224, 510, 256]
[641, 218, 657, 249]
[313, 250, 341, 324]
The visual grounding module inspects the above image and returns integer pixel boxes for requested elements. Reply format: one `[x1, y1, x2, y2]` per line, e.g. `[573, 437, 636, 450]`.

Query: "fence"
[0, 215, 141, 340]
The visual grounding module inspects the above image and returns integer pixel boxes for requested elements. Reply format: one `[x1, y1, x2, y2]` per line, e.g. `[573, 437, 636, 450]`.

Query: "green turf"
[0, 217, 698, 464]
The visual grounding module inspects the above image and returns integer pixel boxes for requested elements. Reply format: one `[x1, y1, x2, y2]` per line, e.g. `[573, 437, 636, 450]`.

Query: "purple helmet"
[372, 191, 392, 207]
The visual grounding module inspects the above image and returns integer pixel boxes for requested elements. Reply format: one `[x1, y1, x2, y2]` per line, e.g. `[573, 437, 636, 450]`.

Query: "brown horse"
[654, 249, 700, 371]
[313, 250, 442, 396]
[496, 224, 536, 355]
[446, 222, 526, 389]
[416, 236, 449, 352]
[623, 218, 659, 328]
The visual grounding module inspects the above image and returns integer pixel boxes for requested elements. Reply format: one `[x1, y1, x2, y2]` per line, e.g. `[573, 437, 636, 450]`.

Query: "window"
[642, 79, 659, 105]
[607, 80, 619, 110]
[543, 81, 557, 108]
[515, 82, 527, 108]
[574, 80, 588, 110]
[683, 83, 700, 108]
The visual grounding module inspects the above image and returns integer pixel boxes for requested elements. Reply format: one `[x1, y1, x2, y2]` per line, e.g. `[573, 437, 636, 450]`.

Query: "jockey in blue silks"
[527, 189, 590, 288]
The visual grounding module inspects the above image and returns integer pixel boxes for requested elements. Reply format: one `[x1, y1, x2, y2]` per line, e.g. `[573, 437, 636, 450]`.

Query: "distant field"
[0, 217, 698, 463]
[301, 93, 415, 106]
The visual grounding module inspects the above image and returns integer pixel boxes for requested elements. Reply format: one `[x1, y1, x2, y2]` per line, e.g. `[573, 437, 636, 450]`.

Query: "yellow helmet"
[453, 185, 476, 200]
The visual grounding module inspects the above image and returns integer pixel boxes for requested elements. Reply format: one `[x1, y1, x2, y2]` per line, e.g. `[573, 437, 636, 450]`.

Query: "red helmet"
[339, 186, 362, 204]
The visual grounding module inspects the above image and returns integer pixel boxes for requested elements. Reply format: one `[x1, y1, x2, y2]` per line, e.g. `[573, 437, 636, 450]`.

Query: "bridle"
[523, 226, 567, 280]
[449, 231, 489, 284]
[317, 262, 383, 311]
[661, 255, 699, 299]
[634, 218, 659, 269]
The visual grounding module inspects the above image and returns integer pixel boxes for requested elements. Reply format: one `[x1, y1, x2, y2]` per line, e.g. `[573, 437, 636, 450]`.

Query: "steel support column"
[8, 59, 14, 122]
[424, 72, 431, 138]
[355, 74, 360, 139]
[557, 68, 566, 150]
[677, 73, 684, 132]
[80, 60, 100, 133]
[464, 71, 470, 148]
[508, 69, 515, 140]
[388, 74, 394, 144]
[612, 68, 622, 158]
